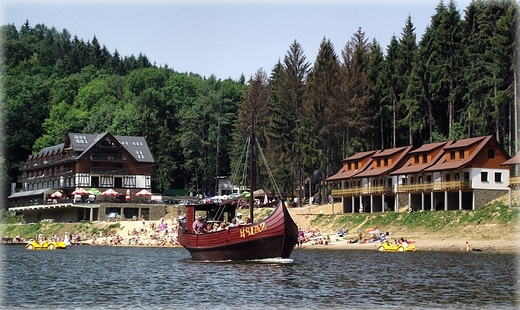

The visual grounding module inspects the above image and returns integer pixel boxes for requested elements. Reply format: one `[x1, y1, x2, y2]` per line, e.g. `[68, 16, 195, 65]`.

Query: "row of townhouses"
[326, 135, 519, 213]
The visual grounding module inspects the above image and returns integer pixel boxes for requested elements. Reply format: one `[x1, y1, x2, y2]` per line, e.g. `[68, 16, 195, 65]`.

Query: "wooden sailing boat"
[176, 117, 298, 260]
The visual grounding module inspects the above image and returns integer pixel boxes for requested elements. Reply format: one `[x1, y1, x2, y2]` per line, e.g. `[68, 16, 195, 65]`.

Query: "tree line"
[1, 0, 518, 203]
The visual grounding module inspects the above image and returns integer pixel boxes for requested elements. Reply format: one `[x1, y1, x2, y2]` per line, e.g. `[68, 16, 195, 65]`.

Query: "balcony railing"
[90, 154, 126, 161]
[395, 180, 472, 193]
[331, 186, 393, 197]
[331, 180, 472, 197]
[20, 155, 78, 171]
[17, 169, 75, 182]
[509, 176, 520, 187]
[89, 167, 128, 174]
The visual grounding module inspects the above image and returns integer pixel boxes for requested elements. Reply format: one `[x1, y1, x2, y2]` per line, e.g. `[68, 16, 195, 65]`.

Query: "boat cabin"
[180, 202, 241, 233]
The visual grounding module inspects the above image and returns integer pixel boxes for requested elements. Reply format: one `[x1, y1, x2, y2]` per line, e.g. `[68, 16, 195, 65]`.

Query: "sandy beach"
[296, 235, 518, 253]
[76, 215, 518, 254]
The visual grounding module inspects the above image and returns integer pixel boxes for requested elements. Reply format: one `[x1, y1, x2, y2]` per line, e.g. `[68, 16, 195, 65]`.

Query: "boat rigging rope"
[254, 137, 283, 200]
[229, 135, 283, 201]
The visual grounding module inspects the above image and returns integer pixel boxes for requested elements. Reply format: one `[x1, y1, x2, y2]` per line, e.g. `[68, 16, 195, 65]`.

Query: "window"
[464, 172, 470, 181]
[124, 175, 137, 187]
[459, 150, 465, 159]
[74, 134, 88, 144]
[481, 172, 488, 182]
[423, 154, 427, 163]
[445, 174, 451, 181]
[495, 172, 502, 183]
[450, 151, 455, 160]
[454, 173, 460, 181]
[355, 162, 358, 169]
[488, 149, 495, 158]
[377, 159, 381, 167]
[414, 155, 419, 164]
[145, 176, 152, 188]
[384, 158, 388, 166]
[77, 173, 90, 187]
[101, 175, 113, 187]
[348, 163, 351, 170]
[426, 175, 432, 182]
[135, 150, 144, 159]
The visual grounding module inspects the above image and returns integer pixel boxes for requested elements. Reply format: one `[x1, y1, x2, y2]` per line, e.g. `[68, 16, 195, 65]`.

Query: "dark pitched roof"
[114, 134, 155, 163]
[68, 132, 154, 163]
[33, 144, 65, 159]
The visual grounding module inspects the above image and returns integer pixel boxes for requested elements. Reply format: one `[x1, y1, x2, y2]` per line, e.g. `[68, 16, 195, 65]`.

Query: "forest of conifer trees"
[1, 0, 518, 202]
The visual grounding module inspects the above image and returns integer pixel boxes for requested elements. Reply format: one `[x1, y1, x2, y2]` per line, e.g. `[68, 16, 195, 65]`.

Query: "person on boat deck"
[203, 222, 213, 233]
[216, 222, 226, 231]
[244, 217, 252, 224]
[235, 213, 245, 225]
[228, 218, 237, 229]
[193, 215, 204, 234]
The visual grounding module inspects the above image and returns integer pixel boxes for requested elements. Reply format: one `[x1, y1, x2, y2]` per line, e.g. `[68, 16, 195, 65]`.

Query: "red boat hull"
[177, 202, 298, 261]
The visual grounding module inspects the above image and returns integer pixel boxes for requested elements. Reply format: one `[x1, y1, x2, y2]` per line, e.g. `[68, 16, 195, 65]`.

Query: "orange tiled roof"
[355, 146, 413, 178]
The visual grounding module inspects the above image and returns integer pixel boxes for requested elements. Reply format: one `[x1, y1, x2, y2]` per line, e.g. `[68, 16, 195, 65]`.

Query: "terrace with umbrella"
[101, 188, 120, 202]
[135, 189, 152, 202]
[72, 188, 90, 203]
[49, 190, 63, 203]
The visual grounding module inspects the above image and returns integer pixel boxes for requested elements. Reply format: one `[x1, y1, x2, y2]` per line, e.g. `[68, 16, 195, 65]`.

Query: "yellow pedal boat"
[25, 240, 67, 250]
[377, 241, 417, 252]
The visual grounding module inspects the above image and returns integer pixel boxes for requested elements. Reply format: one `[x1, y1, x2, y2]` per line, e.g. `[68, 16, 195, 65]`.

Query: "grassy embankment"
[298, 201, 518, 240]
[0, 201, 517, 241]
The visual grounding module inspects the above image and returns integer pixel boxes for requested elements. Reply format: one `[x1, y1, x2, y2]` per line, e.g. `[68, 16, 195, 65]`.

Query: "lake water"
[0, 245, 517, 309]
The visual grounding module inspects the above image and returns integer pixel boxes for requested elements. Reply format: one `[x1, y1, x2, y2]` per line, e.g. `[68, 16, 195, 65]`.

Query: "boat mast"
[249, 113, 255, 223]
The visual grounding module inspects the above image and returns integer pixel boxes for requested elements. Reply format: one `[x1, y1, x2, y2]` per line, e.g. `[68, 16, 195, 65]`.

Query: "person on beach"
[192, 215, 204, 234]
[466, 241, 471, 252]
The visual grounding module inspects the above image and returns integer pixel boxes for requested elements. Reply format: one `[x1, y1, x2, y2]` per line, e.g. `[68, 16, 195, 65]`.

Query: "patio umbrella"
[50, 191, 63, 198]
[72, 188, 89, 195]
[135, 189, 152, 197]
[101, 188, 120, 196]
[88, 188, 101, 196]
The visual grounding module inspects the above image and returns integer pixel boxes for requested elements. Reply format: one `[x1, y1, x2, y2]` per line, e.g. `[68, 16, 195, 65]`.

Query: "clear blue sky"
[2, 0, 472, 81]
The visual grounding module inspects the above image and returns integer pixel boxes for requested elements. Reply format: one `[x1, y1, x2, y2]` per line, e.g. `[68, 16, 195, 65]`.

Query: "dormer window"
[459, 150, 465, 159]
[135, 150, 144, 159]
[414, 155, 419, 164]
[488, 149, 495, 158]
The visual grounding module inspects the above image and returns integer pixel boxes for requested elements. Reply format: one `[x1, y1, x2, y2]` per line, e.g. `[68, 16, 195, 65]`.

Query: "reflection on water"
[0, 245, 517, 309]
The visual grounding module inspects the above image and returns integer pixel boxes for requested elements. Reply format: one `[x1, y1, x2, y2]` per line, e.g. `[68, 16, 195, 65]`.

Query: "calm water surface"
[1, 245, 518, 309]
